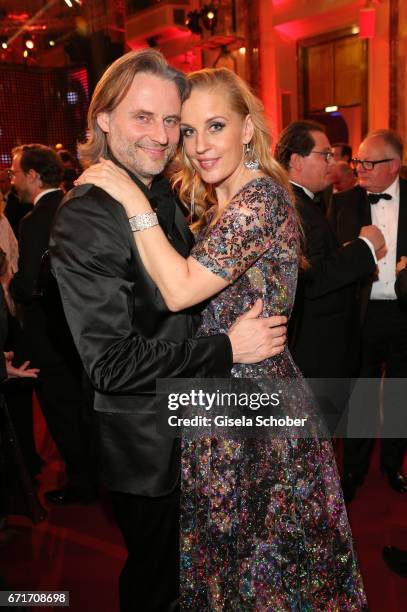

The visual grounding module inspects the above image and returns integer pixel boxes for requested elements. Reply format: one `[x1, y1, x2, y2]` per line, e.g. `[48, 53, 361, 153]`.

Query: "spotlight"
[24, 35, 35, 50]
[64, 0, 82, 7]
[186, 5, 218, 35]
[185, 10, 202, 35]
[201, 4, 217, 33]
[0, 38, 8, 50]
[47, 35, 56, 47]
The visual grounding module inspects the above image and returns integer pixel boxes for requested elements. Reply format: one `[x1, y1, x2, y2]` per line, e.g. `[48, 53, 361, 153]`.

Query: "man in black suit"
[9, 144, 96, 505]
[0, 168, 40, 479]
[382, 256, 407, 578]
[329, 129, 407, 501]
[275, 121, 383, 433]
[396, 257, 407, 306]
[50, 50, 288, 612]
[0, 168, 33, 237]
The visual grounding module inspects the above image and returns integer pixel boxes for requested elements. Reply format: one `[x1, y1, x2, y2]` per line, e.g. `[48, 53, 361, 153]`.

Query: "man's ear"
[26, 168, 40, 185]
[390, 158, 401, 174]
[290, 152, 303, 171]
[243, 115, 254, 145]
[97, 112, 110, 134]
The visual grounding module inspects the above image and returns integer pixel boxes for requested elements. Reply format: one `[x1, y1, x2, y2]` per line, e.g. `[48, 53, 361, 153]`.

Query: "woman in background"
[0, 191, 18, 317]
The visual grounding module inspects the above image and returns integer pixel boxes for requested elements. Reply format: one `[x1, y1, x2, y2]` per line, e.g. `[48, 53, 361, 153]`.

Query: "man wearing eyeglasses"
[0, 169, 32, 238]
[275, 120, 383, 434]
[9, 144, 98, 506]
[329, 129, 407, 502]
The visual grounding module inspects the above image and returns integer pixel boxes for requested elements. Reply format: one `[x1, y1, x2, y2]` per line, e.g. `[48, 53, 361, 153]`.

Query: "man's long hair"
[78, 49, 189, 166]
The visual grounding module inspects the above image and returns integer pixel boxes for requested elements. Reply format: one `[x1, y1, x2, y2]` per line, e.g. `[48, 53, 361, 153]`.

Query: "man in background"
[9, 144, 96, 506]
[275, 120, 383, 432]
[332, 142, 352, 164]
[331, 161, 357, 193]
[330, 129, 407, 501]
[0, 168, 32, 237]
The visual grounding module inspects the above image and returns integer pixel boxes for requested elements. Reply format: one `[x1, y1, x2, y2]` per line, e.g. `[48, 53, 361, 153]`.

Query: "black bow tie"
[367, 193, 392, 205]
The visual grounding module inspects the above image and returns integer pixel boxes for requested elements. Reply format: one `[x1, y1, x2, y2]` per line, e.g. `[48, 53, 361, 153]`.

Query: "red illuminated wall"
[0, 66, 89, 168]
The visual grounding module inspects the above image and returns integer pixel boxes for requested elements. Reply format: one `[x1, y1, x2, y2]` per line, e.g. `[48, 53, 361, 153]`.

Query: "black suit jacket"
[0, 287, 7, 382]
[50, 178, 232, 497]
[289, 184, 376, 377]
[10, 190, 67, 366]
[3, 189, 33, 238]
[329, 179, 407, 315]
[396, 268, 407, 306]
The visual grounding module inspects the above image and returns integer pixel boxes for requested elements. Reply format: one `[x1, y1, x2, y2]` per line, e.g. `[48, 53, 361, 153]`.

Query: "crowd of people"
[0, 48, 406, 609]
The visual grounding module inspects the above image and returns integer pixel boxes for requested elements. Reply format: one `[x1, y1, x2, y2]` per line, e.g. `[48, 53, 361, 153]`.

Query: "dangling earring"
[184, 148, 195, 222]
[243, 143, 260, 171]
[190, 177, 195, 221]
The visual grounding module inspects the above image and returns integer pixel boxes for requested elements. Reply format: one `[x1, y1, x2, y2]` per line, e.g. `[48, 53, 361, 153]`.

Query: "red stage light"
[8, 13, 29, 21]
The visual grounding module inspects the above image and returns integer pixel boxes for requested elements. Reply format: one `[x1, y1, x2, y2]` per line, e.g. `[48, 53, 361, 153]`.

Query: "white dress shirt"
[369, 177, 399, 300]
[33, 188, 60, 206]
[290, 181, 315, 200]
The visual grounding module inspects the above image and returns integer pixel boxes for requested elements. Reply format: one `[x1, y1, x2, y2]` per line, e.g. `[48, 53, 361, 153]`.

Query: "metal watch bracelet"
[128, 212, 159, 232]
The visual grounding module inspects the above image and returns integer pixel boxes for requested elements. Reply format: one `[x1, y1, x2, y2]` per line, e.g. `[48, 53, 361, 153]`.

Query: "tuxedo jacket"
[329, 179, 407, 316]
[50, 178, 232, 497]
[3, 189, 33, 238]
[9, 189, 69, 366]
[396, 268, 407, 306]
[0, 287, 7, 382]
[289, 184, 376, 377]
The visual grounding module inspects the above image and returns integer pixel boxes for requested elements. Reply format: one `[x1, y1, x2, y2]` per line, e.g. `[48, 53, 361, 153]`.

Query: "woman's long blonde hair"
[172, 68, 292, 228]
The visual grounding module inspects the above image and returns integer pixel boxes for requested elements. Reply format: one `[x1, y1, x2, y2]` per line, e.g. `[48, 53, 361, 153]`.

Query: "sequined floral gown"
[180, 177, 367, 611]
